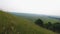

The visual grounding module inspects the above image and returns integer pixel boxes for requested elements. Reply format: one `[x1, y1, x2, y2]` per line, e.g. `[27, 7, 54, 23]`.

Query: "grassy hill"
[0, 10, 56, 34]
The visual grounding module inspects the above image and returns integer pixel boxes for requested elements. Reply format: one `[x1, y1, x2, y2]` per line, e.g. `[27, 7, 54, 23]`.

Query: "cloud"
[0, 0, 60, 16]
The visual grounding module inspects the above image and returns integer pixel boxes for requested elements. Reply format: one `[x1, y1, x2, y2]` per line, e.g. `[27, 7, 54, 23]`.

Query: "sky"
[0, 0, 60, 16]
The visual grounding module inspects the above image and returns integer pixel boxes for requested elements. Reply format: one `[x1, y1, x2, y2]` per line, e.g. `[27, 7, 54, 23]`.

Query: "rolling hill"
[11, 12, 60, 24]
[0, 10, 56, 34]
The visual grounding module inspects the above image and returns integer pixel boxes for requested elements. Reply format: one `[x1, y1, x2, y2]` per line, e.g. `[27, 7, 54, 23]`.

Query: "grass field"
[0, 10, 56, 34]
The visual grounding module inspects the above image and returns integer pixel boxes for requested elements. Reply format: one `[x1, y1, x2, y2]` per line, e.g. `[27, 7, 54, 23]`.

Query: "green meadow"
[0, 10, 56, 34]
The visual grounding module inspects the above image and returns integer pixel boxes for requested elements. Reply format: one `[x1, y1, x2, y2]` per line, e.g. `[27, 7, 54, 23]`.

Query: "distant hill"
[0, 10, 56, 34]
[48, 16, 60, 20]
[11, 12, 60, 24]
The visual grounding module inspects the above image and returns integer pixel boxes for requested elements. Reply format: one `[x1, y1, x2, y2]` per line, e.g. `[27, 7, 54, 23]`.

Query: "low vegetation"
[35, 19, 60, 33]
[0, 10, 56, 34]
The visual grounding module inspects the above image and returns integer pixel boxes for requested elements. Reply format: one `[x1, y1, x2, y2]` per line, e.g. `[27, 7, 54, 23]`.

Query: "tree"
[35, 19, 43, 27]
[53, 23, 60, 33]
[44, 22, 53, 30]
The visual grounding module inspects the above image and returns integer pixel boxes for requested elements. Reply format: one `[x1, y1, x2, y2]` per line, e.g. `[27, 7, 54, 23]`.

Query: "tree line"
[35, 19, 60, 33]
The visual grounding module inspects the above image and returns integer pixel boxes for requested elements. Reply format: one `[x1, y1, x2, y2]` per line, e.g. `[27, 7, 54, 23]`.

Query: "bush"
[35, 19, 43, 27]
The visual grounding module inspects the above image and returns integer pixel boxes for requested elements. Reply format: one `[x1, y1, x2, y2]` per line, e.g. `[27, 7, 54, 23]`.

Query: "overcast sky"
[0, 0, 60, 16]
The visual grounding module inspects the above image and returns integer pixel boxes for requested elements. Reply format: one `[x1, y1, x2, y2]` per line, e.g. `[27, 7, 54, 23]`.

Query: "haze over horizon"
[0, 0, 60, 16]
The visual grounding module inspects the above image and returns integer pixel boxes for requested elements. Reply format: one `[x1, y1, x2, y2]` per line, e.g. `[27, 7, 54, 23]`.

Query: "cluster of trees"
[35, 19, 60, 33]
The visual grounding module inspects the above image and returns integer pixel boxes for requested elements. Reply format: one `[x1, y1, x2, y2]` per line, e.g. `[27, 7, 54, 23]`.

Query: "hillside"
[0, 10, 56, 34]
[11, 13, 60, 24]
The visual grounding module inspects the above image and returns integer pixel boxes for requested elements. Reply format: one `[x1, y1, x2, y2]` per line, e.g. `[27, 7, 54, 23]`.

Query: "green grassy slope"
[0, 11, 56, 34]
